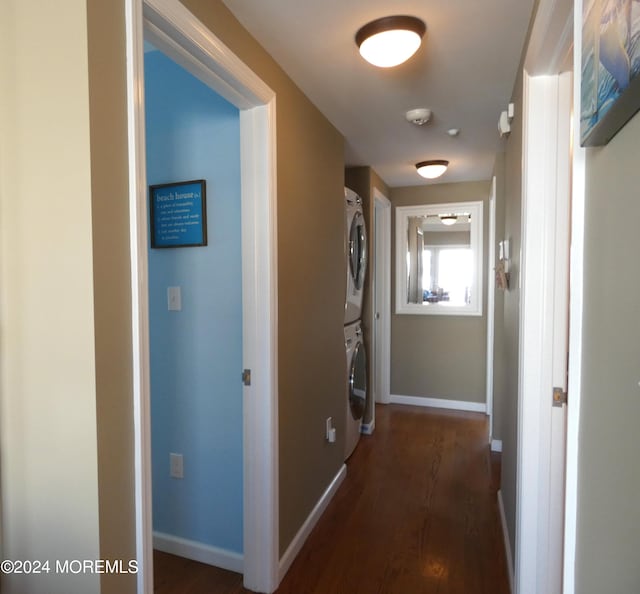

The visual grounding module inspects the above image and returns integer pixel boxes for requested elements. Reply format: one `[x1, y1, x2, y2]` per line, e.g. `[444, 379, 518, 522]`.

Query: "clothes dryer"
[344, 188, 367, 325]
[344, 320, 367, 460]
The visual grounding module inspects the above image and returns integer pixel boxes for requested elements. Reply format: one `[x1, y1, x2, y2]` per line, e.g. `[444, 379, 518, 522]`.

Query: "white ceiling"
[222, 0, 537, 188]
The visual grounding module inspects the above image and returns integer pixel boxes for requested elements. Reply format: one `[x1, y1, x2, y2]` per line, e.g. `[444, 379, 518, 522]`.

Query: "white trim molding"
[240, 99, 279, 594]
[125, 0, 155, 591]
[517, 2, 576, 593]
[360, 420, 375, 435]
[498, 490, 515, 593]
[486, 177, 497, 437]
[153, 532, 243, 574]
[517, 68, 573, 594]
[278, 465, 347, 582]
[372, 188, 392, 406]
[517, 71, 559, 594]
[564, 5, 586, 593]
[390, 394, 487, 414]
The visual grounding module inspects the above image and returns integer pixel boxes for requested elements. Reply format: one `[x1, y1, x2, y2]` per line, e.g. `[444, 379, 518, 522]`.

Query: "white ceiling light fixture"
[439, 214, 458, 226]
[356, 16, 426, 68]
[415, 159, 449, 179]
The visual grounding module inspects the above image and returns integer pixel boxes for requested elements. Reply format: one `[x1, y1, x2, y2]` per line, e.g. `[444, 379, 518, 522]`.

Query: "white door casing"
[516, 0, 578, 592]
[373, 188, 391, 406]
[547, 69, 572, 594]
[486, 176, 496, 440]
[517, 71, 566, 594]
[125, 0, 279, 592]
[563, 2, 587, 591]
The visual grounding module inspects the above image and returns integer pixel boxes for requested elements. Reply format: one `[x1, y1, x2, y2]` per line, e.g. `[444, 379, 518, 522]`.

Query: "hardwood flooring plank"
[153, 404, 510, 594]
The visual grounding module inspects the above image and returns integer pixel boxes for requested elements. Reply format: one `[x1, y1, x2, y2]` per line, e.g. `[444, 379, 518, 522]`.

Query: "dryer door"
[349, 211, 367, 290]
[349, 340, 367, 420]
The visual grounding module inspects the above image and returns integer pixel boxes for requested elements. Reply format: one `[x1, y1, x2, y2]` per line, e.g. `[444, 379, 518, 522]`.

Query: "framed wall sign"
[150, 179, 207, 248]
[581, 0, 640, 146]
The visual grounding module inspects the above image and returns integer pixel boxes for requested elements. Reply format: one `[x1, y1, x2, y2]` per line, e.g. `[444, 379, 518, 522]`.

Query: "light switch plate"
[168, 286, 182, 311]
[170, 453, 183, 478]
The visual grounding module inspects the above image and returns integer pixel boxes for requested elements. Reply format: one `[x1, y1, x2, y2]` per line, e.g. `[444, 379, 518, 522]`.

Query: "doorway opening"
[515, 0, 582, 589]
[144, 43, 244, 570]
[126, 0, 278, 592]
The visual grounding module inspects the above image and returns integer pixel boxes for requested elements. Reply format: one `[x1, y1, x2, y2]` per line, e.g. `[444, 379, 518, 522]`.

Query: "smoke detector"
[405, 108, 432, 126]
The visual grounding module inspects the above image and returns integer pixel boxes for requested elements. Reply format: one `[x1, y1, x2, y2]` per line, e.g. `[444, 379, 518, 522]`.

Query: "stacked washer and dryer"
[343, 187, 368, 460]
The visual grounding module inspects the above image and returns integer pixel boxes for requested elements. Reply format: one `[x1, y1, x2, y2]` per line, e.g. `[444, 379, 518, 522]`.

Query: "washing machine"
[344, 187, 367, 325]
[344, 320, 367, 460]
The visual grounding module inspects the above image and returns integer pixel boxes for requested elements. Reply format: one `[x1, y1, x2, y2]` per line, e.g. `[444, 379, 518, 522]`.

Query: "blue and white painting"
[581, 0, 640, 144]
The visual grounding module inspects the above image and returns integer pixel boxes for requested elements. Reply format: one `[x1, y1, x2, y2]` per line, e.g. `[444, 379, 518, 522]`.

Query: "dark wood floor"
[154, 404, 510, 594]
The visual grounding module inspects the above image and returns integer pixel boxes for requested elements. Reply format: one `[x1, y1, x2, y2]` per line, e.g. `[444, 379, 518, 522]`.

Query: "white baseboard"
[491, 439, 503, 452]
[497, 489, 514, 593]
[153, 532, 243, 573]
[390, 394, 487, 413]
[278, 464, 347, 582]
[360, 420, 375, 435]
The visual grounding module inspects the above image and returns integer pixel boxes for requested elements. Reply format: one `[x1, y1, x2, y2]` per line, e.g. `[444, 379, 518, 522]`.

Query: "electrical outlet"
[325, 417, 336, 443]
[170, 453, 183, 478]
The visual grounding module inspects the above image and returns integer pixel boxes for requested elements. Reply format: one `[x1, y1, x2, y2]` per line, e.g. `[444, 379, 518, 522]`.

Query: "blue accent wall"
[145, 49, 243, 553]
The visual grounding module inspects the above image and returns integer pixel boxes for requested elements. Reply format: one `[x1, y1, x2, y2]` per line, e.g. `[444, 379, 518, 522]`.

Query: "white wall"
[0, 2, 101, 592]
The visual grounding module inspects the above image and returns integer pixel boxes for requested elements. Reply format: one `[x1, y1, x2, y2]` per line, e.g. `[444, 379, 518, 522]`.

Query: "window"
[422, 247, 473, 306]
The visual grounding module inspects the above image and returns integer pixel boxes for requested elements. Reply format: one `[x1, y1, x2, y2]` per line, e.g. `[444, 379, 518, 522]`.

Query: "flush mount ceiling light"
[355, 16, 426, 68]
[415, 159, 449, 179]
[439, 214, 458, 226]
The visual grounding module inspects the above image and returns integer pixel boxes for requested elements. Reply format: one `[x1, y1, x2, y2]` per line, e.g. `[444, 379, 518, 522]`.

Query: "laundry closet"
[343, 187, 368, 459]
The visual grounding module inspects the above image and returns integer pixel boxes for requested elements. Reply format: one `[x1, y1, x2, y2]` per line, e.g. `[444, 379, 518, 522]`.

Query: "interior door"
[547, 69, 572, 593]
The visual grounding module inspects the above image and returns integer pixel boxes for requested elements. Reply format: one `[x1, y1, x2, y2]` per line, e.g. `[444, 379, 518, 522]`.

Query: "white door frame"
[564, 3, 587, 591]
[517, 73, 563, 593]
[372, 188, 391, 406]
[125, 1, 279, 592]
[516, 0, 581, 592]
[517, 70, 573, 594]
[486, 176, 496, 439]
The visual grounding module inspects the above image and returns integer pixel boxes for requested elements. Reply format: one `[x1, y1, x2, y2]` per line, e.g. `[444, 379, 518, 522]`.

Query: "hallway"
[154, 404, 511, 593]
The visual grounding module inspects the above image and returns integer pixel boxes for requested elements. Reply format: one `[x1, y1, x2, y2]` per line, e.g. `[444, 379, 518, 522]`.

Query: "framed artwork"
[150, 180, 207, 248]
[581, 0, 640, 146]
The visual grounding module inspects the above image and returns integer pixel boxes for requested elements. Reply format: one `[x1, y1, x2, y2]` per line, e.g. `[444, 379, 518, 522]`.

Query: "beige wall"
[0, 2, 102, 592]
[490, 152, 507, 444]
[86, 1, 137, 591]
[494, 67, 524, 562]
[389, 182, 490, 403]
[575, 111, 640, 593]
